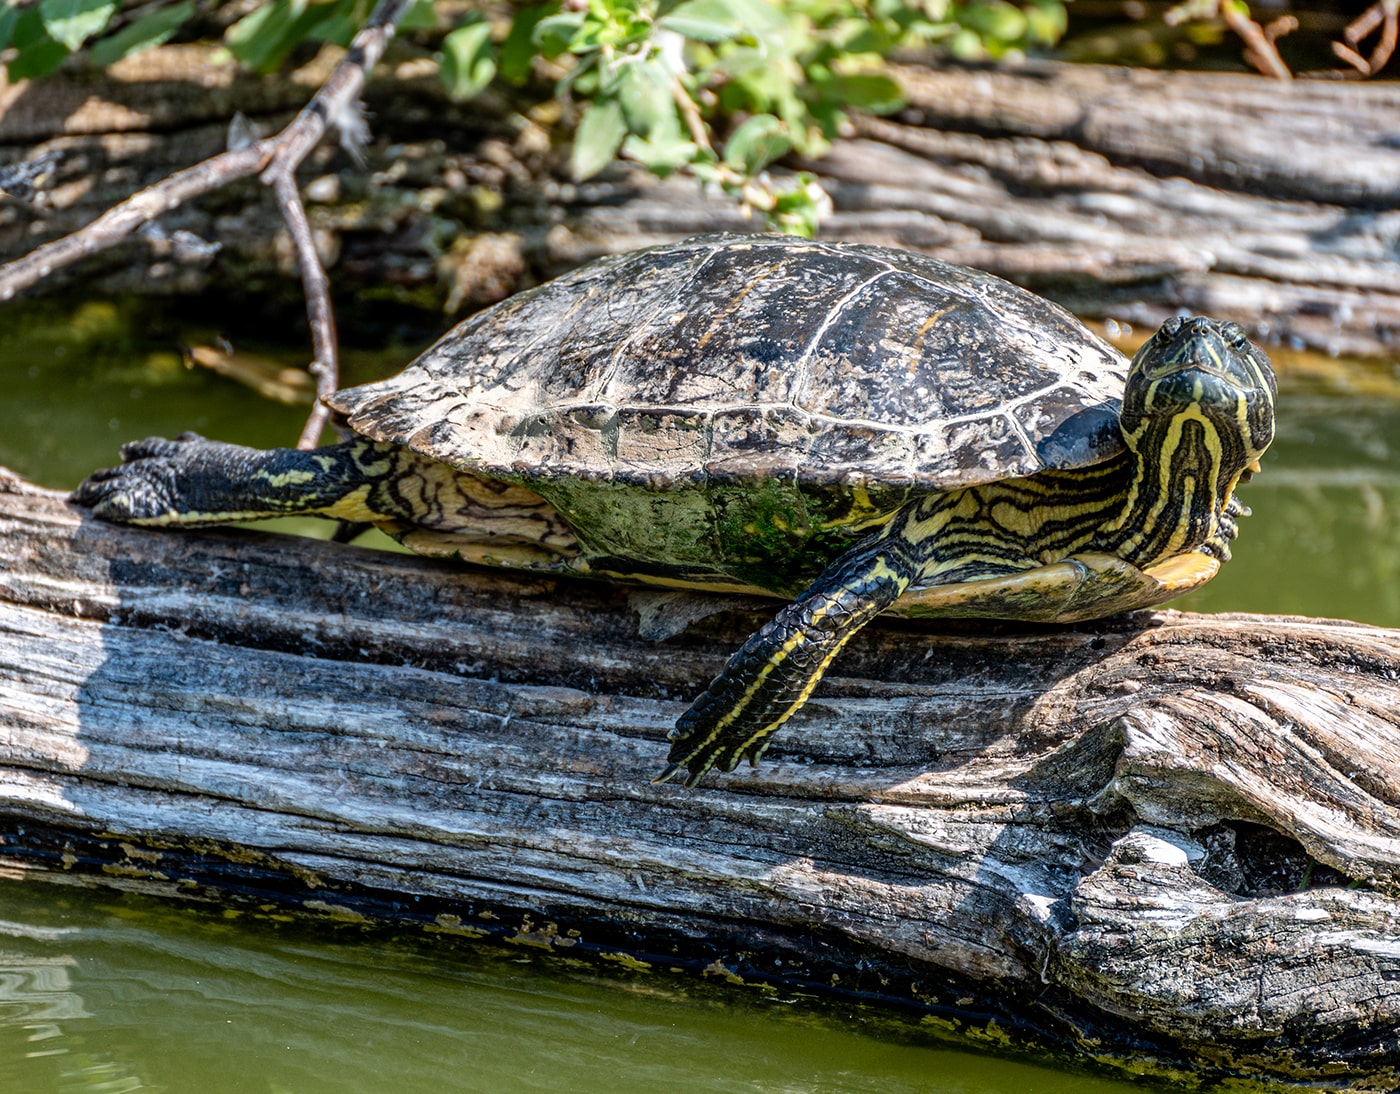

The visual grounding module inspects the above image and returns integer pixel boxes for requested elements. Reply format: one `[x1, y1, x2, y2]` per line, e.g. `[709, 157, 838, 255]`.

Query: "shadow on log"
[3, 468, 1400, 1088]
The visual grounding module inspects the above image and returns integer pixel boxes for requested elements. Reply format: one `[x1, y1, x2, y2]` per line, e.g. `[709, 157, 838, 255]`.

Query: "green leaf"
[571, 97, 628, 180]
[39, 0, 116, 51]
[8, 8, 69, 80]
[616, 57, 675, 136]
[533, 11, 586, 58]
[1024, 0, 1067, 43]
[500, 4, 555, 83]
[308, 0, 367, 47]
[813, 73, 903, 114]
[224, 0, 346, 74]
[768, 175, 827, 237]
[439, 21, 496, 101]
[723, 113, 790, 174]
[89, 1, 194, 68]
[399, 0, 438, 31]
[657, 0, 743, 43]
[956, 0, 1029, 45]
[0, 6, 19, 52]
[622, 130, 698, 175]
[224, 0, 300, 71]
[699, 0, 786, 37]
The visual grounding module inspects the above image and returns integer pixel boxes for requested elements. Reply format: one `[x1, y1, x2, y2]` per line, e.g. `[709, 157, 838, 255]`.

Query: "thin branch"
[261, 0, 415, 187]
[670, 77, 714, 155]
[273, 173, 340, 451]
[1218, 3, 1293, 79]
[260, 0, 415, 448]
[1164, 0, 1293, 79]
[0, 143, 275, 302]
[1333, 0, 1399, 76]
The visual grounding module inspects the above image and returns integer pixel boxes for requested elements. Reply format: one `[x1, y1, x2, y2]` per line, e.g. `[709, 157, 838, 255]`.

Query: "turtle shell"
[328, 233, 1128, 492]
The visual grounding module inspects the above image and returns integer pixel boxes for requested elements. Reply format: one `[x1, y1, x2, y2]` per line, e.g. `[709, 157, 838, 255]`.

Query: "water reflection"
[0, 950, 88, 1035]
[0, 911, 151, 1094]
[0, 883, 1147, 1094]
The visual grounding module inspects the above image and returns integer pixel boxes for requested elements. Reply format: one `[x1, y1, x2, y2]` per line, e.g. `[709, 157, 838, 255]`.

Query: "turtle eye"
[1159, 316, 1184, 339]
[1221, 322, 1250, 351]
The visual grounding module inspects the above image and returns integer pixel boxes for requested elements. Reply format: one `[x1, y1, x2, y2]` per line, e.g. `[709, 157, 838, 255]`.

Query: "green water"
[0, 884, 1142, 1094]
[2, 298, 1398, 1091]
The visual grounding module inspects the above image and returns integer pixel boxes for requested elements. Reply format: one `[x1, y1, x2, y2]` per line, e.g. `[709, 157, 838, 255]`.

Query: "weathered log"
[2, 467, 1399, 1088]
[4, 50, 1399, 359]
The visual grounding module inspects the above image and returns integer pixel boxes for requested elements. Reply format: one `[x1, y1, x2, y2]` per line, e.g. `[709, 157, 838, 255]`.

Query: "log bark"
[4, 50, 1400, 360]
[3, 468, 1400, 1088]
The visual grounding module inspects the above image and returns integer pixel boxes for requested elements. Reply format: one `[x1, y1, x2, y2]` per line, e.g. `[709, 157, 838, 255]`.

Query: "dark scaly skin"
[72, 434, 395, 525]
[655, 536, 921, 787]
[72, 433, 580, 563]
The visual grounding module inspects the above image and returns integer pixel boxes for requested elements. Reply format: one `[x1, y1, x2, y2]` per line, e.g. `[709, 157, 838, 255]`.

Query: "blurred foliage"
[0, 0, 1066, 232]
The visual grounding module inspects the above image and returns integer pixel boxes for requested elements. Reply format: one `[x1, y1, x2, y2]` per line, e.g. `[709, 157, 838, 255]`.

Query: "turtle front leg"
[73, 433, 397, 525]
[654, 537, 918, 787]
[656, 487, 1036, 786]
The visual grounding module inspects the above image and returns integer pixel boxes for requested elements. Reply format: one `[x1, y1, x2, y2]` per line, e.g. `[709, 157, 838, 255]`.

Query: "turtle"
[73, 232, 1276, 787]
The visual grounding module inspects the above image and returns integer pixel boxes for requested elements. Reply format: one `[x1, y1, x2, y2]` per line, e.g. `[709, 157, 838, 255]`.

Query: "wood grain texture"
[2, 468, 1400, 1087]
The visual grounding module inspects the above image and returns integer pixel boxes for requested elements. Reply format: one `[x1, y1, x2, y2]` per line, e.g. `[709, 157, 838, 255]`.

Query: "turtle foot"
[71, 433, 218, 525]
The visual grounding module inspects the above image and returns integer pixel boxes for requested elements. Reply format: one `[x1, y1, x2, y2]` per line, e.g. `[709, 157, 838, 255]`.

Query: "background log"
[3, 51, 1399, 360]
[2, 468, 1400, 1087]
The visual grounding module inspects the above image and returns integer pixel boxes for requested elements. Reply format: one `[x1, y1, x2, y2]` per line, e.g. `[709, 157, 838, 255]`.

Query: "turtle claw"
[651, 761, 689, 786]
[118, 433, 208, 462]
[655, 731, 766, 789]
[71, 435, 215, 524]
[72, 461, 180, 524]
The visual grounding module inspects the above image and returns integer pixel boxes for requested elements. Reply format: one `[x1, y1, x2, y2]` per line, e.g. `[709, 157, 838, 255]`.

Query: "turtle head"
[1123, 315, 1276, 466]
[1108, 316, 1276, 566]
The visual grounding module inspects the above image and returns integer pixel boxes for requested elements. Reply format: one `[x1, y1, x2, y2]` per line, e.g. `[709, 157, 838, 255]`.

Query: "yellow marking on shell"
[905, 307, 956, 376]
[696, 261, 783, 351]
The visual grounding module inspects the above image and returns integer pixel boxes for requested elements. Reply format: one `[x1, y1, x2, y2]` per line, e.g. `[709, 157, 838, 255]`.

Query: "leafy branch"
[1, 0, 1067, 232]
[449, 0, 1067, 232]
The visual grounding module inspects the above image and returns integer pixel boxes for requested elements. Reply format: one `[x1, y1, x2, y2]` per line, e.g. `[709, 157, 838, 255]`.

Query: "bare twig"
[1333, 0, 1399, 76]
[0, 143, 275, 302]
[1164, 0, 1293, 79]
[273, 174, 340, 450]
[670, 77, 714, 155]
[0, 0, 417, 448]
[260, 0, 415, 448]
[261, 0, 413, 186]
[1218, 3, 1293, 79]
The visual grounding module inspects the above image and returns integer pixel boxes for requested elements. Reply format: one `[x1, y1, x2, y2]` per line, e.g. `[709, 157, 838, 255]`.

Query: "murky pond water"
[2, 297, 1397, 1091]
[0, 882, 1141, 1094]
